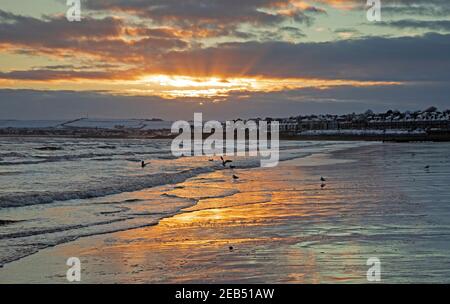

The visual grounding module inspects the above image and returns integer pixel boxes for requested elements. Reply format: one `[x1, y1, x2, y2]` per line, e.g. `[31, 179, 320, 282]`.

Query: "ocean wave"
[0, 171, 21, 176]
[0, 148, 312, 208]
[0, 152, 26, 158]
[162, 189, 240, 201]
[0, 160, 47, 166]
[0, 195, 197, 267]
[97, 145, 117, 150]
[0, 220, 20, 227]
[0, 166, 219, 208]
[0, 150, 173, 166]
[92, 158, 115, 162]
[0, 218, 129, 240]
[34, 146, 63, 151]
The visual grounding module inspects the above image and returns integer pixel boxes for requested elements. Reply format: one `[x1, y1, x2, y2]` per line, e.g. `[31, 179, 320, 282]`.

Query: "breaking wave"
[0, 166, 218, 208]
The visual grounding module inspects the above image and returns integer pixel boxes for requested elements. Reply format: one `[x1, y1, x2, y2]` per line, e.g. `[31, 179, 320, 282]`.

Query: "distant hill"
[0, 118, 173, 130]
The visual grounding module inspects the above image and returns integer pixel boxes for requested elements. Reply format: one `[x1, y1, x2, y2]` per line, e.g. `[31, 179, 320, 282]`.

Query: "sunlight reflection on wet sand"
[1, 143, 450, 283]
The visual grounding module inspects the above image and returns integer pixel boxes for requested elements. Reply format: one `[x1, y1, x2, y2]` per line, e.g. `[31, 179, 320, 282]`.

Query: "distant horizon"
[1, 105, 448, 122]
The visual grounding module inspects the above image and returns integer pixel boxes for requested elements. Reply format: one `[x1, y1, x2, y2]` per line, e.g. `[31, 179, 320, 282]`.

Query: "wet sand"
[1, 142, 450, 283]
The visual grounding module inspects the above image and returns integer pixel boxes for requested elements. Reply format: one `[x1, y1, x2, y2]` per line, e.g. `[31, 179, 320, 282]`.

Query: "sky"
[0, 0, 449, 120]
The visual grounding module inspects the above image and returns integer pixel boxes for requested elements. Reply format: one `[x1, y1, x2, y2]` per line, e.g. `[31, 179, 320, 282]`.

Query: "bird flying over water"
[220, 156, 233, 167]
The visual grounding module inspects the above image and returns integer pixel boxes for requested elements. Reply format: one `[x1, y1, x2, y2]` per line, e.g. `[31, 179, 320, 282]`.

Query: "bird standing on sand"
[220, 156, 233, 167]
[233, 175, 239, 180]
[320, 176, 326, 182]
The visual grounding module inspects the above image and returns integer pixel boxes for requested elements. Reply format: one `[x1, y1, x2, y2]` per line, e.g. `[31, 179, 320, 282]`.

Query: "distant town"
[1, 107, 449, 141]
[276, 106, 450, 134]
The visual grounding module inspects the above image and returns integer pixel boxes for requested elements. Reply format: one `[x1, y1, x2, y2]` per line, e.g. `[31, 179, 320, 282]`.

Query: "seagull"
[320, 176, 326, 182]
[424, 165, 430, 169]
[232, 175, 239, 180]
[141, 161, 150, 168]
[220, 156, 233, 167]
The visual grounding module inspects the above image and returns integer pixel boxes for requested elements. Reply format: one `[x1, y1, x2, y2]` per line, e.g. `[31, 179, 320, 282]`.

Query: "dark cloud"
[381, 0, 450, 17]
[0, 0, 449, 120]
[311, 0, 450, 16]
[0, 10, 123, 41]
[0, 69, 126, 81]
[2, 31, 449, 83]
[85, 0, 316, 24]
[376, 19, 450, 32]
[279, 26, 306, 37]
[0, 10, 188, 61]
[84, 0, 324, 37]
[1, 84, 449, 120]
[334, 28, 360, 34]
[147, 33, 450, 81]
[318, 0, 449, 8]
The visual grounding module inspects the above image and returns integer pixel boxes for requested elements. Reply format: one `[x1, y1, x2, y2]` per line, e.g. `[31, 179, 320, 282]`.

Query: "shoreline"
[280, 132, 450, 142]
[0, 144, 378, 282]
[1, 142, 450, 283]
[0, 143, 365, 279]
[0, 140, 349, 268]
[1, 132, 450, 142]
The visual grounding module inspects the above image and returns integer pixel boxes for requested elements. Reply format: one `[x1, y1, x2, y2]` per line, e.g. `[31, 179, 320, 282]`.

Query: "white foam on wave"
[0, 166, 217, 208]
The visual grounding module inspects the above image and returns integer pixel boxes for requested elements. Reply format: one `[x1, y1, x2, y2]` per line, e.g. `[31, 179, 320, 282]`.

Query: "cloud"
[310, 0, 450, 17]
[1, 0, 449, 119]
[2, 83, 449, 120]
[0, 10, 188, 62]
[376, 19, 450, 32]
[85, 0, 322, 24]
[0, 69, 126, 81]
[83, 0, 327, 39]
[2, 31, 450, 84]
[381, 0, 450, 17]
[146, 33, 450, 81]
[333, 28, 361, 39]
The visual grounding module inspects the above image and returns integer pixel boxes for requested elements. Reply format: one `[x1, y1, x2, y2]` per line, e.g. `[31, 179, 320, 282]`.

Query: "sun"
[135, 75, 260, 98]
[121, 74, 402, 100]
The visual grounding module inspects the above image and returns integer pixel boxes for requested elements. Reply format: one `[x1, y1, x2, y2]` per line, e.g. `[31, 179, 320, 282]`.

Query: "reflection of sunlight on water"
[82, 161, 363, 283]
[3, 142, 450, 283]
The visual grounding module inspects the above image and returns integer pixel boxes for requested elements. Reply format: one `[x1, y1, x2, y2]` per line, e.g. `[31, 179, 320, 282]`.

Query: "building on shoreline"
[1, 108, 450, 140]
[278, 108, 450, 134]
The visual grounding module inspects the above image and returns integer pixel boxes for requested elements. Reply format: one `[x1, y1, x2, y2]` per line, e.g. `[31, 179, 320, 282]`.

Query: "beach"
[1, 141, 449, 283]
